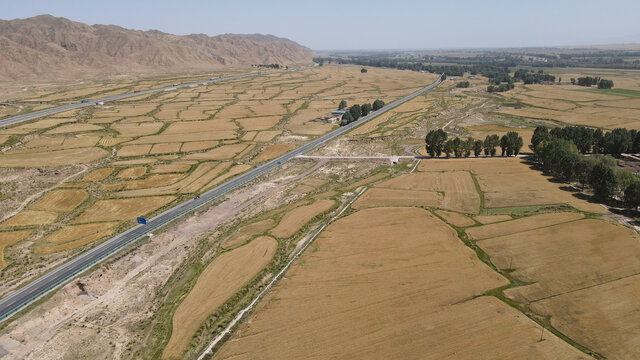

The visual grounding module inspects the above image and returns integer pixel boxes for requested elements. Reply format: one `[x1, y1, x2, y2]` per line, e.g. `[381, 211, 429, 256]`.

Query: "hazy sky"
[2, 0, 639, 50]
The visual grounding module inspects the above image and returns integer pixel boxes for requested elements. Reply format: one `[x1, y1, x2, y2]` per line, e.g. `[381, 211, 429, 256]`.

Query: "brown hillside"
[0, 15, 315, 81]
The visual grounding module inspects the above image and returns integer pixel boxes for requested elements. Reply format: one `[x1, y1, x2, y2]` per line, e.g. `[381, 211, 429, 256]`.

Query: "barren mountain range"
[0, 15, 315, 81]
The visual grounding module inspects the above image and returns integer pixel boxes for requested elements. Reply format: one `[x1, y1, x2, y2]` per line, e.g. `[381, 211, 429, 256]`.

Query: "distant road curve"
[0, 74, 442, 323]
[0, 67, 305, 128]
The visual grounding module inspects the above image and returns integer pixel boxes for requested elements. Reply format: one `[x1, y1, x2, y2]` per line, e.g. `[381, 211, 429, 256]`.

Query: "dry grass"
[1, 210, 58, 228]
[221, 219, 275, 250]
[215, 207, 583, 359]
[162, 119, 237, 133]
[163, 236, 277, 359]
[98, 137, 131, 147]
[82, 168, 114, 182]
[252, 144, 295, 163]
[0, 230, 31, 269]
[467, 212, 583, 240]
[270, 199, 335, 238]
[32, 189, 88, 212]
[126, 131, 237, 144]
[73, 196, 175, 223]
[116, 167, 147, 179]
[0, 118, 76, 135]
[435, 210, 475, 227]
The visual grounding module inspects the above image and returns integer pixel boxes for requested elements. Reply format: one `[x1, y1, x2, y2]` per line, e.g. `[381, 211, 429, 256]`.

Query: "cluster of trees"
[338, 99, 385, 126]
[513, 69, 556, 84]
[531, 125, 640, 156]
[424, 130, 522, 157]
[532, 131, 640, 208]
[487, 83, 515, 93]
[456, 81, 470, 88]
[570, 76, 614, 89]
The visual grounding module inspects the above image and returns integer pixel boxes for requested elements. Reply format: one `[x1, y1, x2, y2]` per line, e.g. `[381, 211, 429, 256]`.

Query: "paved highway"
[0, 75, 442, 322]
[0, 67, 303, 128]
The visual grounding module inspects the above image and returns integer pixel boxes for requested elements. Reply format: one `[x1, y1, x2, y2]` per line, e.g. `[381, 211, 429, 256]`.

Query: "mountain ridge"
[0, 15, 315, 81]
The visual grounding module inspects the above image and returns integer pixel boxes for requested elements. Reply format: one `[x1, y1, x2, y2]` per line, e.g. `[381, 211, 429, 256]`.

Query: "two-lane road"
[0, 74, 442, 322]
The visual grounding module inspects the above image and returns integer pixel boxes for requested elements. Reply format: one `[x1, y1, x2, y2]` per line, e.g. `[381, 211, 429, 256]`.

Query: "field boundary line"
[197, 186, 368, 359]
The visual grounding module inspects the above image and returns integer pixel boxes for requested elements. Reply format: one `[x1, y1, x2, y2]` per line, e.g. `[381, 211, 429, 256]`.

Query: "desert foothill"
[0, 1, 639, 359]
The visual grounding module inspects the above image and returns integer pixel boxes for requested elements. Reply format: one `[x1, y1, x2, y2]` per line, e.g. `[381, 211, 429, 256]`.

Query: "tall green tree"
[474, 139, 484, 157]
[443, 140, 453, 157]
[338, 100, 347, 110]
[624, 181, 640, 211]
[349, 104, 362, 121]
[340, 111, 354, 126]
[483, 134, 500, 156]
[425, 129, 448, 157]
[589, 162, 618, 201]
[464, 137, 474, 157]
[452, 137, 463, 157]
[361, 103, 372, 116]
[372, 99, 385, 111]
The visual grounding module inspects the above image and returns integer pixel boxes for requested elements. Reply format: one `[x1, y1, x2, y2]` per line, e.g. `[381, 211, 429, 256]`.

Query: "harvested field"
[180, 141, 218, 152]
[215, 207, 583, 359]
[253, 130, 281, 142]
[32, 189, 88, 212]
[532, 275, 640, 360]
[124, 174, 185, 190]
[270, 199, 335, 238]
[204, 164, 252, 190]
[24, 137, 64, 148]
[236, 116, 281, 131]
[45, 124, 103, 135]
[73, 196, 175, 223]
[221, 219, 275, 250]
[252, 144, 295, 163]
[474, 214, 512, 224]
[435, 210, 475, 227]
[417, 158, 607, 214]
[341, 172, 389, 191]
[1, 210, 58, 228]
[125, 131, 237, 145]
[117, 162, 230, 196]
[163, 236, 277, 359]
[117, 144, 152, 157]
[478, 219, 640, 302]
[183, 144, 248, 160]
[0, 118, 75, 135]
[240, 131, 256, 141]
[466, 212, 583, 240]
[116, 167, 147, 179]
[150, 163, 192, 173]
[150, 143, 182, 155]
[162, 120, 237, 133]
[112, 122, 163, 137]
[0, 147, 107, 167]
[97, 137, 130, 147]
[353, 188, 443, 209]
[38, 222, 118, 254]
[82, 168, 114, 182]
[0, 230, 31, 269]
[373, 171, 480, 213]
